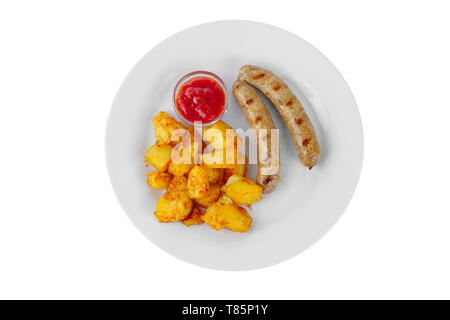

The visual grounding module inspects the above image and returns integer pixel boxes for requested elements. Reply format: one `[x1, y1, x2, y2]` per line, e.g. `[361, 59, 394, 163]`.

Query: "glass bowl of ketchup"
[173, 71, 228, 126]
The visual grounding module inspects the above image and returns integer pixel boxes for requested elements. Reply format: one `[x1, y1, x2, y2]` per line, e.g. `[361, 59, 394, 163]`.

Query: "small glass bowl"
[172, 71, 228, 127]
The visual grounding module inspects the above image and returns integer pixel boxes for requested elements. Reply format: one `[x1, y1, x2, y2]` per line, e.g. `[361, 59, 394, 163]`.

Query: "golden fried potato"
[153, 111, 185, 146]
[187, 165, 209, 199]
[221, 174, 263, 205]
[168, 126, 203, 176]
[147, 172, 172, 189]
[218, 195, 234, 205]
[200, 164, 223, 184]
[203, 146, 247, 169]
[182, 206, 204, 227]
[202, 149, 236, 169]
[202, 196, 252, 232]
[167, 175, 187, 192]
[168, 161, 194, 177]
[171, 126, 199, 162]
[219, 204, 252, 233]
[154, 190, 193, 223]
[194, 183, 221, 208]
[202, 201, 223, 231]
[202, 120, 242, 150]
[145, 144, 172, 172]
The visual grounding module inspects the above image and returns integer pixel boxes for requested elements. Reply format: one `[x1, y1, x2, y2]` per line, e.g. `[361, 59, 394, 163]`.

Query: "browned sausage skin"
[238, 65, 320, 169]
[232, 80, 280, 194]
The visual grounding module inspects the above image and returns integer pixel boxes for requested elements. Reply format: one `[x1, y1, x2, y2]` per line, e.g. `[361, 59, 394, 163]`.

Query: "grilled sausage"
[238, 65, 320, 169]
[232, 80, 280, 194]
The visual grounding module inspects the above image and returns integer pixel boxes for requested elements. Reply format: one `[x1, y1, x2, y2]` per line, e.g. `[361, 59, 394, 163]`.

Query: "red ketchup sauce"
[175, 76, 226, 123]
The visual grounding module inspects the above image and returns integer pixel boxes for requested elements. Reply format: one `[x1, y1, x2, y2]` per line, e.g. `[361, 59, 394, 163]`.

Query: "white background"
[1, 1, 449, 299]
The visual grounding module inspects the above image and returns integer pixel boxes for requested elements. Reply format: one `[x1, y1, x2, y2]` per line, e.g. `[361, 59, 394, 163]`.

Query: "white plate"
[105, 20, 363, 270]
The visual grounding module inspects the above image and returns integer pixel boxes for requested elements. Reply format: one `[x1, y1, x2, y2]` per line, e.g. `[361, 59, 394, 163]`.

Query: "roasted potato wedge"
[202, 120, 242, 150]
[153, 111, 185, 146]
[202, 196, 252, 232]
[182, 206, 204, 227]
[202, 149, 234, 169]
[219, 204, 252, 233]
[171, 126, 200, 162]
[202, 149, 246, 169]
[168, 161, 194, 177]
[194, 183, 221, 208]
[154, 190, 193, 223]
[221, 174, 262, 205]
[199, 164, 223, 184]
[147, 172, 172, 189]
[218, 195, 234, 205]
[145, 144, 172, 172]
[187, 165, 209, 199]
[202, 201, 223, 231]
[167, 175, 187, 192]
[168, 126, 203, 176]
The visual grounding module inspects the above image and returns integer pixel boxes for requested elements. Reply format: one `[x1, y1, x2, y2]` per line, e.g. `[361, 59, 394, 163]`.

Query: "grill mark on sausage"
[302, 138, 311, 146]
[262, 176, 273, 185]
[253, 73, 265, 80]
